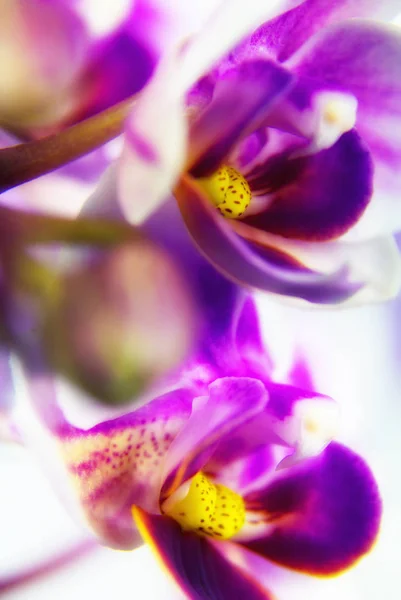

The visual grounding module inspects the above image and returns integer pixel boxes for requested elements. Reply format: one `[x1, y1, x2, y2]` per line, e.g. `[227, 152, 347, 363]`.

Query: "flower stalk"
[0, 96, 135, 193]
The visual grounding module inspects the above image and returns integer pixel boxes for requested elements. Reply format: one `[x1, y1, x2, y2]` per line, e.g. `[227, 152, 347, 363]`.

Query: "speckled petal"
[176, 175, 361, 304]
[240, 442, 382, 575]
[243, 130, 373, 241]
[133, 507, 273, 600]
[58, 388, 193, 548]
[162, 377, 268, 499]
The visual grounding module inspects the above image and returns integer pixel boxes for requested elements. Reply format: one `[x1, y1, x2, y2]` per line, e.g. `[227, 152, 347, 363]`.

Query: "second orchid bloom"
[120, 1, 401, 306]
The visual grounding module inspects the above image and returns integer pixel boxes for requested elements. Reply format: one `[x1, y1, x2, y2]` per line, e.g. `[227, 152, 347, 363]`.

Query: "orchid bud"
[42, 241, 195, 404]
[0, 0, 87, 129]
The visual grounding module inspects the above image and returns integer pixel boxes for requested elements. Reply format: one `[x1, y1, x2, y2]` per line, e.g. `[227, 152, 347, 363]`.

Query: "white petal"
[118, 63, 188, 224]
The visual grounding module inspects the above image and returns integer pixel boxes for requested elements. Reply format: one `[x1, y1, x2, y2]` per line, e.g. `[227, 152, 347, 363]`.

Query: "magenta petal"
[244, 130, 373, 240]
[242, 442, 381, 574]
[72, 21, 154, 122]
[162, 377, 267, 497]
[189, 59, 293, 177]
[133, 508, 273, 600]
[246, 0, 399, 63]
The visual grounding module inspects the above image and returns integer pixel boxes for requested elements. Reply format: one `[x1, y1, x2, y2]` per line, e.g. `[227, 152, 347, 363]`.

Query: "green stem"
[0, 204, 140, 246]
[0, 96, 135, 193]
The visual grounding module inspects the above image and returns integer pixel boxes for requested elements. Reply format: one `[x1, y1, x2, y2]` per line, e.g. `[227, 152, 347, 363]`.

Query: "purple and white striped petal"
[133, 507, 274, 600]
[240, 442, 382, 575]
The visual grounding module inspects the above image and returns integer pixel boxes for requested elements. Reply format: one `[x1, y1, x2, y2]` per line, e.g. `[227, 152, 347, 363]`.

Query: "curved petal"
[289, 20, 401, 237]
[133, 507, 274, 600]
[206, 383, 338, 493]
[188, 60, 294, 176]
[244, 130, 373, 241]
[245, 0, 400, 64]
[162, 377, 268, 498]
[176, 175, 361, 304]
[234, 225, 401, 305]
[241, 442, 382, 575]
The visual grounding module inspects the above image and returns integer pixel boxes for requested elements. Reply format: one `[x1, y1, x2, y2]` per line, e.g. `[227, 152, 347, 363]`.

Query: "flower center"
[162, 471, 245, 540]
[198, 165, 251, 219]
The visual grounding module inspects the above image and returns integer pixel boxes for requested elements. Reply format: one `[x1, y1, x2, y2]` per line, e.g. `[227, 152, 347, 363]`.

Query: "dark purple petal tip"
[243, 442, 382, 575]
[245, 130, 373, 241]
[133, 508, 273, 600]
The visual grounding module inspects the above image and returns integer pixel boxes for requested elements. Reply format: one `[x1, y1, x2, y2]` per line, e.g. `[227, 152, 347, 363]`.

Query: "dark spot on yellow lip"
[197, 165, 251, 219]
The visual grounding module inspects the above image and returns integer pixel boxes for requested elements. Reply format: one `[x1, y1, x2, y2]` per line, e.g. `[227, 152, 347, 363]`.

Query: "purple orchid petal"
[189, 60, 294, 177]
[241, 442, 381, 575]
[133, 507, 274, 600]
[244, 130, 373, 241]
[162, 377, 267, 498]
[233, 296, 267, 368]
[289, 20, 401, 237]
[237, 228, 401, 304]
[70, 1, 160, 124]
[57, 388, 193, 549]
[241, 0, 400, 64]
[176, 175, 361, 304]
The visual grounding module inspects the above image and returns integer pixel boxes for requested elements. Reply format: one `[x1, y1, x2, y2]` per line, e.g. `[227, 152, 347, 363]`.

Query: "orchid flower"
[4, 282, 401, 600]
[118, 0, 401, 306]
[10, 207, 381, 598]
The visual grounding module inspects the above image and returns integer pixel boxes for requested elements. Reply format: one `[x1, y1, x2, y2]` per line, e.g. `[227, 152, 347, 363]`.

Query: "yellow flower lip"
[197, 165, 251, 219]
[161, 471, 245, 540]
